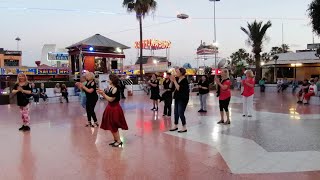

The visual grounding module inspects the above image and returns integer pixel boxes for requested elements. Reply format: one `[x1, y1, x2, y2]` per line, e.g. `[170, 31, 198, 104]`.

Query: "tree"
[230, 49, 251, 66]
[308, 0, 320, 36]
[241, 20, 272, 82]
[270, 44, 290, 56]
[123, 0, 157, 80]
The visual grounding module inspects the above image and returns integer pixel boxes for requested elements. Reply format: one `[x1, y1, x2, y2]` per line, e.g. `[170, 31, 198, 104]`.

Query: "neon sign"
[134, 39, 171, 50]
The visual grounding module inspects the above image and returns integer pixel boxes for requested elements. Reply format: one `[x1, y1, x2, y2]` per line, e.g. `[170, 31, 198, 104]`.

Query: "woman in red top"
[241, 70, 255, 117]
[215, 69, 231, 124]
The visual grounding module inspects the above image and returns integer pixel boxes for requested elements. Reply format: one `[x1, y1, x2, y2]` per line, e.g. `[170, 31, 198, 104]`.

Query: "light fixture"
[153, 60, 158, 64]
[115, 47, 122, 53]
[89, 47, 94, 52]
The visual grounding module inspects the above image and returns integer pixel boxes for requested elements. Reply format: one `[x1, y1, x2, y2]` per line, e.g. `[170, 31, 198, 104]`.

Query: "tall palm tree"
[308, 0, 320, 36]
[123, 0, 157, 80]
[241, 20, 272, 82]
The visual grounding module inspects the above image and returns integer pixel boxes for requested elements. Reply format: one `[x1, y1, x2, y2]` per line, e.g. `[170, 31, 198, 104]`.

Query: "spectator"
[297, 79, 310, 104]
[242, 70, 255, 117]
[61, 84, 69, 103]
[119, 76, 126, 99]
[277, 79, 283, 92]
[197, 75, 209, 113]
[292, 79, 299, 94]
[54, 83, 62, 103]
[31, 83, 39, 104]
[303, 79, 317, 104]
[39, 83, 48, 104]
[259, 78, 266, 92]
[278, 78, 289, 93]
[236, 76, 242, 90]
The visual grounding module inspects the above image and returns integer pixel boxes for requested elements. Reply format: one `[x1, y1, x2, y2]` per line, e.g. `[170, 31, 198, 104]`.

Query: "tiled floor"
[1, 91, 320, 180]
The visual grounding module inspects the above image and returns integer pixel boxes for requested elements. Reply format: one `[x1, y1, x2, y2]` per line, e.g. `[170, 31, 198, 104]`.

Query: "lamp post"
[209, 0, 220, 68]
[15, 37, 21, 51]
[291, 63, 302, 80]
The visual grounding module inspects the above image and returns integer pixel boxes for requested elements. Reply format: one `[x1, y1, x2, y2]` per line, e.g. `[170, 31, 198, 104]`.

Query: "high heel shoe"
[85, 123, 93, 127]
[224, 120, 231, 125]
[217, 120, 224, 124]
[112, 141, 123, 147]
[94, 122, 99, 127]
[109, 141, 117, 146]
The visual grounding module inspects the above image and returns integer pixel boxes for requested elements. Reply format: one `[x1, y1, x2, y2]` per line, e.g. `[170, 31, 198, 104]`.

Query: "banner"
[58, 69, 69, 74]
[37, 69, 58, 75]
[16, 68, 37, 75]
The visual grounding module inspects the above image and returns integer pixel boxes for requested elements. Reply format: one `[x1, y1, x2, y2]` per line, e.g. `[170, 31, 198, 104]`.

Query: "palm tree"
[241, 20, 272, 82]
[308, 0, 320, 35]
[123, 0, 157, 80]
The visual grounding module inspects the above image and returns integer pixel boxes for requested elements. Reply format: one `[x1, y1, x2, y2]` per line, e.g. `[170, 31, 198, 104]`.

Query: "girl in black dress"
[12, 73, 32, 131]
[76, 72, 99, 127]
[170, 68, 189, 133]
[148, 74, 160, 111]
[97, 74, 128, 147]
[162, 73, 174, 117]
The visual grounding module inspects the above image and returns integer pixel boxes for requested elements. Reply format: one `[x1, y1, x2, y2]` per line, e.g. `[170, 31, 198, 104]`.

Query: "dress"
[100, 87, 128, 133]
[150, 79, 160, 100]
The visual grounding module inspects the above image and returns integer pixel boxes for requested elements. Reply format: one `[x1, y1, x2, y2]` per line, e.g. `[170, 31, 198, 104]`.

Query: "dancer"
[242, 70, 255, 117]
[98, 74, 128, 147]
[170, 68, 189, 133]
[61, 84, 69, 103]
[197, 75, 209, 112]
[76, 72, 99, 127]
[148, 74, 160, 111]
[216, 69, 231, 124]
[12, 73, 32, 131]
[162, 73, 174, 117]
[79, 75, 87, 116]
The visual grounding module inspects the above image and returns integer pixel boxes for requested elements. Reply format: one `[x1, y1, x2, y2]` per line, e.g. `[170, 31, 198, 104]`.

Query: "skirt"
[150, 93, 161, 100]
[100, 101, 128, 133]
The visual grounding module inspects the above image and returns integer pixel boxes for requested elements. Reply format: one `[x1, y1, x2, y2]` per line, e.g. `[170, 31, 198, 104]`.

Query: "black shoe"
[247, 115, 252, 117]
[198, 109, 204, 112]
[155, 108, 158, 111]
[85, 123, 94, 127]
[19, 125, 25, 131]
[94, 122, 99, 127]
[109, 141, 117, 146]
[217, 120, 224, 124]
[169, 128, 178, 131]
[202, 110, 207, 113]
[163, 114, 166, 116]
[23, 126, 31, 131]
[224, 120, 231, 125]
[151, 107, 156, 111]
[178, 130, 187, 133]
[297, 101, 303, 104]
[242, 115, 246, 117]
[112, 141, 123, 147]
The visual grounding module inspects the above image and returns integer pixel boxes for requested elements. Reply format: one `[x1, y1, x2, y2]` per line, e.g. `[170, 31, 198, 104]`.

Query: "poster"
[58, 69, 69, 74]
[37, 69, 58, 75]
[16, 68, 37, 75]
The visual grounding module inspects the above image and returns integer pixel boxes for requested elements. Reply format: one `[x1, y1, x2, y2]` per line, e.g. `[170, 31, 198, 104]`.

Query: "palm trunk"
[255, 53, 261, 84]
[139, 15, 143, 81]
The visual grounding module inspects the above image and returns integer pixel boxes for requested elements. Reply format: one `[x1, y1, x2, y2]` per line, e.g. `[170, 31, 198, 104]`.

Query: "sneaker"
[19, 125, 25, 131]
[23, 126, 31, 131]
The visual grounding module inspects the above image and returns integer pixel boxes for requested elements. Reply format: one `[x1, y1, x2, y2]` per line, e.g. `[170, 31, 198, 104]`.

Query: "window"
[4, 59, 19, 66]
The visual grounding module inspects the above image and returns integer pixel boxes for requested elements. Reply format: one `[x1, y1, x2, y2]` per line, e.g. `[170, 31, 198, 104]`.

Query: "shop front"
[67, 34, 130, 75]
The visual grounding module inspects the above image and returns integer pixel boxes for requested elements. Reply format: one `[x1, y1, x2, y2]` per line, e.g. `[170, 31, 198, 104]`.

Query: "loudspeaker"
[111, 61, 118, 69]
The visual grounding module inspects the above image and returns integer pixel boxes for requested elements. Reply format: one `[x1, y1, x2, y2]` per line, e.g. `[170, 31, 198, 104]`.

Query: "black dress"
[100, 87, 128, 133]
[85, 80, 98, 123]
[150, 79, 160, 100]
[162, 79, 174, 116]
[13, 83, 32, 107]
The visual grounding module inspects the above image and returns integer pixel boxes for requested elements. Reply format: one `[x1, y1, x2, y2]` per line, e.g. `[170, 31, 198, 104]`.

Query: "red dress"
[100, 87, 128, 133]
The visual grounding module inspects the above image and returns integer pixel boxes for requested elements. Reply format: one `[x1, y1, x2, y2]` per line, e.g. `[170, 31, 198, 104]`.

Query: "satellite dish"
[218, 59, 227, 68]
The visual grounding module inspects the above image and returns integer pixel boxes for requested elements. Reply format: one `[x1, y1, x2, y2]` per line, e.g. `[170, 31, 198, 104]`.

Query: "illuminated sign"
[16, 68, 37, 75]
[47, 52, 69, 61]
[37, 69, 58, 75]
[134, 39, 171, 50]
[58, 69, 69, 74]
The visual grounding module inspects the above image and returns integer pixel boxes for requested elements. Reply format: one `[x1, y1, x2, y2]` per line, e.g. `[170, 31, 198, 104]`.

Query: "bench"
[254, 84, 295, 93]
[31, 87, 80, 104]
[309, 91, 320, 105]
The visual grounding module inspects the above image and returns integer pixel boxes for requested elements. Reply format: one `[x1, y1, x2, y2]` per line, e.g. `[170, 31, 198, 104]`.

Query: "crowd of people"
[10, 68, 320, 147]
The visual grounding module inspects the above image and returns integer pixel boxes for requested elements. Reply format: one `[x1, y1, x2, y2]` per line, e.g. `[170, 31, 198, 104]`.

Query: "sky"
[0, 0, 318, 67]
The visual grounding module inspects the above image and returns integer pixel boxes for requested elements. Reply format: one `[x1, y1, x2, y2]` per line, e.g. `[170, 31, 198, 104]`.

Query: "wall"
[296, 67, 320, 80]
[0, 55, 22, 68]
[84, 56, 95, 72]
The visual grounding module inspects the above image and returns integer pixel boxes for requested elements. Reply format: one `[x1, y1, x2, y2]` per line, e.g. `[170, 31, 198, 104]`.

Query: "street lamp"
[291, 63, 302, 79]
[209, 0, 220, 68]
[15, 37, 21, 50]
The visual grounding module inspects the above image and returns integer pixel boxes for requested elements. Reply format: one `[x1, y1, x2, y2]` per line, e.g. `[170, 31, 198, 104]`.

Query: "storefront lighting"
[89, 47, 94, 52]
[291, 63, 302, 67]
[115, 47, 122, 53]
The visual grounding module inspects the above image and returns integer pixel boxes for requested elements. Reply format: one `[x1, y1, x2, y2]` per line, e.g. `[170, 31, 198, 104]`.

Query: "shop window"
[4, 59, 19, 66]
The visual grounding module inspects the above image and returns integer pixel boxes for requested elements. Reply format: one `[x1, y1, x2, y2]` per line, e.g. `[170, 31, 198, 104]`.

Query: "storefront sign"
[58, 69, 69, 74]
[37, 69, 58, 75]
[134, 39, 171, 50]
[47, 52, 69, 61]
[0, 68, 5, 75]
[16, 68, 37, 75]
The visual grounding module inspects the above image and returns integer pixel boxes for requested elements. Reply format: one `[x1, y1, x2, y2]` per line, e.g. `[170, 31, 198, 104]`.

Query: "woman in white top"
[54, 83, 63, 103]
[303, 79, 318, 104]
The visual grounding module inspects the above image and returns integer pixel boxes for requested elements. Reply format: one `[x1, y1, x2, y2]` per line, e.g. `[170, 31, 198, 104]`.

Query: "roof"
[135, 56, 168, 65]
[66, 34, 130, 49]
[265, 51, 320, 65]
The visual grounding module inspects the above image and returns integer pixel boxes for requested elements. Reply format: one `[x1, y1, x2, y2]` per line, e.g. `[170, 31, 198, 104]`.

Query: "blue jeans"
[80, 94, 86, 109]
[174, 99, 189, 126]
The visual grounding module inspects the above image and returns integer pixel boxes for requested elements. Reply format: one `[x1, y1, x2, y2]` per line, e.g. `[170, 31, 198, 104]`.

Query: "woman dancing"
[76, 72, 99, 127]
[97, 74, 128, 147]
[148, 74, 160, 111]
[12, 73, 32, 131]
[216, 69, 231, 124]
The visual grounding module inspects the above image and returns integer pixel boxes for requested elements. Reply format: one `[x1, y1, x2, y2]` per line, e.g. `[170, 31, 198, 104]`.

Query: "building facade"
[0, 48, 22, 68]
